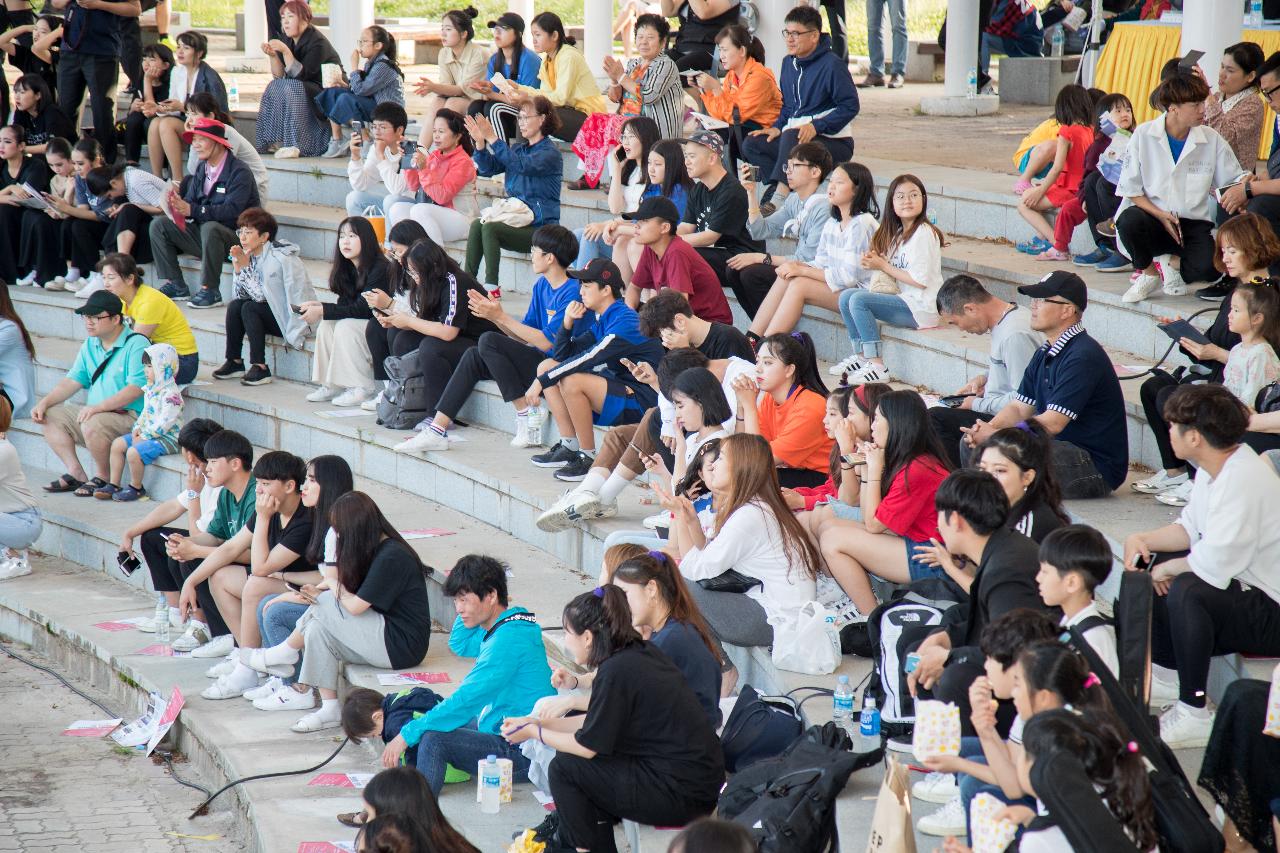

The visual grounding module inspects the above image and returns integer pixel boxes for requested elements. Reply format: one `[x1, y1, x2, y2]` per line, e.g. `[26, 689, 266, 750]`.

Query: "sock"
[65, 267, 81, 282]
[578, 470, 608, 494]
[318, 698, 340, 718]
[428, 423, 447, 438]
[168, 606, 183, 623]
[598, 472, 631, 505]
[229, 661, 255, 682]
[561, 437, 580, 452]
[263, 642, 300, 666]
[581, 449, 596, 459]
[515, 409, 529, 420]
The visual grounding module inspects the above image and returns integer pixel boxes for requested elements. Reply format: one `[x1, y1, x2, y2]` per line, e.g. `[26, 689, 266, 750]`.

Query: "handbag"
[1257, 381, 1280, 414]
[697, 568, 762, 594]
[479, 196, 534, 227]
[719, 685, 833, 772]
[867, 269, 901, 295]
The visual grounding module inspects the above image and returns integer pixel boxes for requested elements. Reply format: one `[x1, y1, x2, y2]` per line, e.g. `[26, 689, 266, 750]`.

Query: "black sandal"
[43, 473, 83, 493]
[73, 477, 107, 497]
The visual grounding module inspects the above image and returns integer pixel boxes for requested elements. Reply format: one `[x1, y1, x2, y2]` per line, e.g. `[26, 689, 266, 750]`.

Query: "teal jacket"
[398, 607, 554, 746]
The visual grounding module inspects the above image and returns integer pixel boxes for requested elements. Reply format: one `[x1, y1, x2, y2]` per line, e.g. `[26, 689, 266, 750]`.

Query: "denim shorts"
[123, 432, 177, 465]
[826, 500, 863, 522]
[906, 537, 945, 582]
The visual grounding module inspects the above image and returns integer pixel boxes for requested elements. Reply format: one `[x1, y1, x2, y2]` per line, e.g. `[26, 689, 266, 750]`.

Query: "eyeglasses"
[781, 28, 817, 39]
[83, 313, 111, 321]
[893, 192, 923, 202]
[236, 227, 259, 237]
[620, 132, 639, 142]
[782, 161, 813, 173]
[516, 113, 539, 123]
[1030, 297, 1073, 307]
[1265, 81, 1280, 99]
[357, 38, 374, 45]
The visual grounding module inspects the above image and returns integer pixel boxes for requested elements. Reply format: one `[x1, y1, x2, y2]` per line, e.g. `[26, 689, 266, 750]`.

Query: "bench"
[997, 55, 1083, 105]
[904, 40, 945, 83]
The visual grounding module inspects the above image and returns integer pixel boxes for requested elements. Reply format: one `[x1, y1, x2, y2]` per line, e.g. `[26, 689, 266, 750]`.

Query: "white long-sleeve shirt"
[679, 500, 816, 626]
[1114, 114, 1247, 227]
[814, 211, 877, 292]
[1178, 444, 1280, 604]
[347, 141, 409, 198]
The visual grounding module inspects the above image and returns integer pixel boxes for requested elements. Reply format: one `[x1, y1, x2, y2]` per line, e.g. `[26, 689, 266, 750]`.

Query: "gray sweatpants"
[297, 591, 392, 691]
[686, 584, 773, 647]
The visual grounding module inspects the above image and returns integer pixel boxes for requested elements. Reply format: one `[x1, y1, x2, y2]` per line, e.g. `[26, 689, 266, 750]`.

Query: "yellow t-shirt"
[1013, 118, 1061, 167]
[124, 284, 197, 356]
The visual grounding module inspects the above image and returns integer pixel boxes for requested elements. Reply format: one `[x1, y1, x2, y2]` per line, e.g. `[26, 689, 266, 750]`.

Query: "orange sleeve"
[701, 62, 782, 128]
[760, 391, 834, 472]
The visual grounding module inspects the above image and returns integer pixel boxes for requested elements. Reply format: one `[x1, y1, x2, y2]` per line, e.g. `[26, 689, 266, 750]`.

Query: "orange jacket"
[758, 387, 833, 472]
[403, 144, 477, 210]
[701, 58, 783, 129]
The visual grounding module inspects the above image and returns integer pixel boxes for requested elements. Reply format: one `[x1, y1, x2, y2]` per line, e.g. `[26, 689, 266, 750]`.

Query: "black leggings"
[1115, 207, 1217, 283]
[19, 208, 64, 285]
[123, 110, 152, 164]
[140, 526, 232, 638]
[1082, 171, 1120, 251]
[225, 298, 281, 365]
[419, 335, 480, 416]
[68, 217, 110, 274]
[1152, 573, 1280, 708]
[723, 260, 775, 319]
[0, 205, 25, 282]
[668, 43, 715, 73]
[1139, 372, 1183, 471]
[435, 331, 545, 420]
[103, 203, 155, 264]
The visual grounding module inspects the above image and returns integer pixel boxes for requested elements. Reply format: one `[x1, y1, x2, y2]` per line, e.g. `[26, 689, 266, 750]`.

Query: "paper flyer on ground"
[146, 687, 185, 756]
[111, 687, 184, 755]
[93, 617, 148, 631]
[134, 644, 190, 657]
[398, 529, 455, 540]
[297, 843, 356, 853]
[376, 671, 451, 686]
[308, 773, 374, 789]
[62, 719, 123, 737]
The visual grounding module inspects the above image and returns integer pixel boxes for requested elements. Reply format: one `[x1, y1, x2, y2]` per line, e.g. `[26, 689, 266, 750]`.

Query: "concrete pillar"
[1180, 0, 1243, 80]
[758, 5, 785, 76]
[328, 0, 375, 55]
[583, 0, 610, 76]
[919, 0, 997, 116]
[512, 0, 535, 29]
[243, 0, 265, 53]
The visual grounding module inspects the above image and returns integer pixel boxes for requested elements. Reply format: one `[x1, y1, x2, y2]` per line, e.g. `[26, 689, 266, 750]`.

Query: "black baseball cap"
[487, 12, 525, 31]
[567, 258, 623, 285]
[622, 196, 681, 230]
[1018, 270, 1087, 311]
[74, 290, 125, 316]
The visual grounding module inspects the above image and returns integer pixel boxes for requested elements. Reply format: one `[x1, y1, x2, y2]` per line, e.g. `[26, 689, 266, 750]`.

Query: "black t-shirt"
[683, 174, 763, 255]
[0, 154, 50, 193]
[676, 0, 740, 48]
[575, 642, 725, 801]
[1009, 499, 1064, 544]
[698, 322, 755, 361]
[649, 619, 722, 729]
[62, 2, 123, 56]
[10, 43, 58, 95]
[420, 269, 501, 340]
[356, 539, 432, 669]
[14, 105, 75, 148]
[245, 505, 315, 575]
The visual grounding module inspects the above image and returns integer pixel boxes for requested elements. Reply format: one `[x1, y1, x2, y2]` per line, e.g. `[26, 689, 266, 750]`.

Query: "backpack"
[1064, 613, 1224, 853]
[719, 685, 832, 773]
[865, 580, 964, 727]
[375, 351, 428, 430]
[1073, 570, 1152, 709]
[718, 725, 880, 853]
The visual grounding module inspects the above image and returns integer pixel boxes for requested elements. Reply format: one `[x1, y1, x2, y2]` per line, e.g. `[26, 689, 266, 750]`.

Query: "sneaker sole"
[912, 787, 960, 805]
[916, 822, 966, 838]
[531, 459, 571, 468]
[1096, 265, 1132, 273]
[535, 511, 574, 533]
[212, 371, 245, 380]
[240, 377, 274, 386]
[189, 301, 224, 309]
[1163, 734, 1210, 750]
[553, 470, 589, 482]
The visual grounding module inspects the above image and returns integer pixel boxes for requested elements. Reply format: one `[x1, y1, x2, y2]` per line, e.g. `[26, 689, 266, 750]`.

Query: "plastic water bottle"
[966, 67, 978, 100]
[479, 755, 501, 814]
[927, 210, 938, 227]
[832, 674, 854, 724]
[154, 596, 170, 644]
[1249, 0, 1264, 27]
[859, 696, 882, 748]
[1050, 25, 1065, 58]
[525, 406, 544, 446]
[228, 78, 240, 112]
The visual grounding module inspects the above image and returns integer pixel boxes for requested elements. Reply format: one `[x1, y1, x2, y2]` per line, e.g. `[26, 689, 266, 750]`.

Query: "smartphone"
[350, 120, 362, 133]
[938, 394, 971, 408]
[1157, 318, 1210, 346]
[399, 140, 418, 171]
[117, 550, 141, 576]
[1132, 554, 1152, 571]
[1216, 180, 1243, 201]
[285, 581, 303, 593]
[681, 69, 702, 80]
[738, 160, 759, 182]
[372, 306, 390, 317]
[290, 304, 304, 315]
[1178, 49, 1204, 70]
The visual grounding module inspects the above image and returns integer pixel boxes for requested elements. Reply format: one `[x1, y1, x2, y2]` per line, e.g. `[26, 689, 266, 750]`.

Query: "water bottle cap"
[866, 697, 877, 708]
[486, 754, 497, 761]
[837, 675, 849, 684]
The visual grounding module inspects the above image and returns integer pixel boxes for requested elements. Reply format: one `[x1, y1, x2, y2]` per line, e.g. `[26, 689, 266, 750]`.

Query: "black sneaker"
[158, 279, 190, 300]
[241, 364, 272, 386]
[531, 441, 577, 468]
[189, 287, 223, 309]
[554, 451, 595, 481]
[1195, 279, 1233, 302]
[211, 359, 245, 380]
[531, 813, 559, 843]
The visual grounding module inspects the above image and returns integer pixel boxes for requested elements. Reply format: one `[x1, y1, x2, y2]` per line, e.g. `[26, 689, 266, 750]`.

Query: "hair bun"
[563, 35, 577, 46]
[463, 6, 479, 18]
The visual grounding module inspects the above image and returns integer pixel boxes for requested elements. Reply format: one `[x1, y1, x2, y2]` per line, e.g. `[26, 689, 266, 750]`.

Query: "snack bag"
[911, 700, 961, 760]
[476, 757, 514, 803]
[507, 830, 546, 853]
[970, 792, 1020, 853]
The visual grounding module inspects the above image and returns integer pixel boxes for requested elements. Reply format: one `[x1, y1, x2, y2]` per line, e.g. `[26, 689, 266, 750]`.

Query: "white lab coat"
[1114, 114, 1246, 259]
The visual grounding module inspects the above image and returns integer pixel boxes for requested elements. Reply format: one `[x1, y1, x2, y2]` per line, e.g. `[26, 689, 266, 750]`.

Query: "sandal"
[43, 473, 83, 493]
[94, 483, 121, 500]
[336, 812, 367, 828]
[74, 477, 107, 497]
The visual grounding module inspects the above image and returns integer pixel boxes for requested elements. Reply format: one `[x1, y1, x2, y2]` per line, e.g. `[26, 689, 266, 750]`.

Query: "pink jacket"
[403, 144, 477, 210]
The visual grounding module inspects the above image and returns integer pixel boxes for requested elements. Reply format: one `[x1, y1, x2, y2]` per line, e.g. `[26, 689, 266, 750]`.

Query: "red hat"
[182, 117, 232, 148]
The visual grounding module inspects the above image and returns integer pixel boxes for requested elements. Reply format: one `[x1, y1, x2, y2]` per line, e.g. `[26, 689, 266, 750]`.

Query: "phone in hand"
[739, 162, 759, 182]
[350, 120, 362, 133]
[399, 140, 418, 171]
[938, 394, 971, 408]
[117, 550, 141, 576]
[290, 304, 304, 315]
[285, 580, 303, 592]
[1178, 49, 1205, 70]
[372, 306, 390, 317]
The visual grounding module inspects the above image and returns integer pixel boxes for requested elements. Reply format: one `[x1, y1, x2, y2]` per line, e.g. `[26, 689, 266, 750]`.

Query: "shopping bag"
[970, 792, 1020, 853]
[771, 601, 841, 675]
[866, 755, 916, 853]
[911, 700, 961, 760]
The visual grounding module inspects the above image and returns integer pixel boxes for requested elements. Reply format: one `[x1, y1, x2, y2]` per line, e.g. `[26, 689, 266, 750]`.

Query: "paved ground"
[0, 648, 241, 853]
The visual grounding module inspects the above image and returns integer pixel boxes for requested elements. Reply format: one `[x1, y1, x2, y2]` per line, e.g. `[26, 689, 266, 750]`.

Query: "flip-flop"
[336, 812, 366, 828]
[74, 477, 107, 497]
[43, 473, 83, 493]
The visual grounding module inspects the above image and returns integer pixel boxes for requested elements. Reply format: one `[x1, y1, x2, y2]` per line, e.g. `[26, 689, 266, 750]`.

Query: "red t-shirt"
[874, 456, 948, 543]
[1055, 124, 1095, 194]
[632, 237, 733, 325]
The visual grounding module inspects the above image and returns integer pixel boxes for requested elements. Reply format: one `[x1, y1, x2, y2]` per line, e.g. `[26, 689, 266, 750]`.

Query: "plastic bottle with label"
[154, 596, 170, 644]
[480, 755, 501, 814]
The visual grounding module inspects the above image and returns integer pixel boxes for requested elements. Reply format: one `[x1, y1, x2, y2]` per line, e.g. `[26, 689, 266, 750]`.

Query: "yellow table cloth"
[1093, 20, 1278, 161]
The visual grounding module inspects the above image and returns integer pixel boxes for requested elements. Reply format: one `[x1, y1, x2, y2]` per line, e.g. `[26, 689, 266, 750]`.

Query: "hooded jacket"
[135, 343, 183, 444]
[258, 240, 318, 349]
[774, 34, 860, 139]
[473, 137, 563, 227]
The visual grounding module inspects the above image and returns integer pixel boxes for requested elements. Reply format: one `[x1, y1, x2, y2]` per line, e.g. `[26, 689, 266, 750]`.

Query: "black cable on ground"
[1, 640, 211, 798]
[187, 737, 349, 819]
[1116, 306, 1217, 382]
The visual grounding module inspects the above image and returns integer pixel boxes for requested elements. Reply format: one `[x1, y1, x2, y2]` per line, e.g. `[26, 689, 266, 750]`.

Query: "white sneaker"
[1122, 273, 1161, 303]
[642, 509, 673, 530]
[200, 666, 261, 700]
[205, 653, 237, 679]
[243, 676, 286, 701]
[1162, 271, 1187, 296]
[253, 685, 316, 712]
[136, 607, 185, 633]
[331, 387, 373, 407]
[394, 428, 448, 453]
[535, 489, 616, 532]
[1149, 673, 1179, 708]
[815, 573, 865, 627]
[916, 795, 967, 837]
[828, 353, 867, 377]
[912, 771, 959, 804]
[170, 621, 211, 652]
[73, 273, 105, 299]
[292, 706, 342, 733]
[306, 385, 341, 403]
[1132, 470, 1188, 494]
[361, 390, 384, 412]
[536, 489, 585, 532]
[847, 363, 889, 383]
[1155, 480, 1193, 507]
[0, 553, 31, 580]
[42, 277, 66, 291]
[1159, 702, 1214, 749]
[510, 428, 536, 448]
[189, 633, 236, 659]
[15, 270, 37, 286]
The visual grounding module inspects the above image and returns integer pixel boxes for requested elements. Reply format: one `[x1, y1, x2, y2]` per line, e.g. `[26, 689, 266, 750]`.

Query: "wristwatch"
[183, 489, 198, 502]
[1246, 180, 1256, 200]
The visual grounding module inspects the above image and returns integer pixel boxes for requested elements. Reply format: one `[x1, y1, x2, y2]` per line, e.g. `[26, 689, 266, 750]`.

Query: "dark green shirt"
[206, 476, 257, 542]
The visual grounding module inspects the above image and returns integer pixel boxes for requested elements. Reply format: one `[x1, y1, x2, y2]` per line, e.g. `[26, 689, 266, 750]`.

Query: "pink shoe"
[1012, 178, 1032, 195]
[1034, 247, 1071, 261]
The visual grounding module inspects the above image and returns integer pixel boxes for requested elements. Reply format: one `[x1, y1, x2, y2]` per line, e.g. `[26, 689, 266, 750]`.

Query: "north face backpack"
[865, 580, 964, 727]
[375, 352, 428, 430]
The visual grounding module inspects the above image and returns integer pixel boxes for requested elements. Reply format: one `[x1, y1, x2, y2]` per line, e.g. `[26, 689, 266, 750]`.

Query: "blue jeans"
[0, 507, 41, 550]
[838, 290, 919, 358]
[957, 736, 1034, 844]
[415, 721, 531, 796]
[315, 87, 377, 126]
[867, 0, 908, 77]
[979, 15, 1043, 77]
[573, 227, 611, 269]
[257, 594, 308, 684]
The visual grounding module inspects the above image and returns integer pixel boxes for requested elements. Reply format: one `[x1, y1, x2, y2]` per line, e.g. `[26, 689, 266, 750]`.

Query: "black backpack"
[718, 725, 881, 853]
[375, 351, 428, 430]
[719, 685, 832, 773]
[1073, 569, 1152, 709]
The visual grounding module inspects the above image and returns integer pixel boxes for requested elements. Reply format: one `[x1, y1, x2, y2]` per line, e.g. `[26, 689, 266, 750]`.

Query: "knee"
[536, 358, 557, 374]
[124, 445, 140, 463]
[148, 217, 168, 241]
[1166, 571, 1208, 613]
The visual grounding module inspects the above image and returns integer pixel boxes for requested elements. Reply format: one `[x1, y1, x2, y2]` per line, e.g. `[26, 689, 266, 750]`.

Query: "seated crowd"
[4, 3, 1280, 853]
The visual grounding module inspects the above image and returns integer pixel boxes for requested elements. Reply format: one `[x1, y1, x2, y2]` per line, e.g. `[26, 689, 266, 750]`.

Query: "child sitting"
[1056, 93, 1135, 269]
[1223, 282, 1280, 411]
[914, 608, 1059, 840]
[95, 344, 183, 502]
[1036, 524, 1118, 675]
[1016, 85, 1097, 258]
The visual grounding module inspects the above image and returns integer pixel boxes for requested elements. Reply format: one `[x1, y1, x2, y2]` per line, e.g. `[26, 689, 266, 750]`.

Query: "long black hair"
[562, 585, 641, 668]
[826, 382, 891, 487]
[404, 236, 468, 320]
[361, 768, 479, 853]
[649, 138, 693, 202]
[329, 492, 423, 594]
[671, 366, 733, 431]
[433, 106, 475, 156]
[976, 423, 1070, 526]
[329, 216, 389, 303]
[304, 455, 354, 566]
[531, 11, 575, 50]
[493, 14, 527, 84]
[616, 115, 660, 188]
[185, 90, 235, 126]
[676, 436, 720, 500]
[385, 219, 428, 296]
[758, 332, 827, 397]
[362, 25, 404, 79]
[874, 389, 952, 500]
[830, 161, 880, 222]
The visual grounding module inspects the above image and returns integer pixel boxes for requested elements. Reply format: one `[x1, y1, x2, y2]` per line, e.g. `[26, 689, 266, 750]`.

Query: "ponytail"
[1017, 640, 1109, 713]
[612, 552, 718, 659]
[562, 585, 641, 667]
